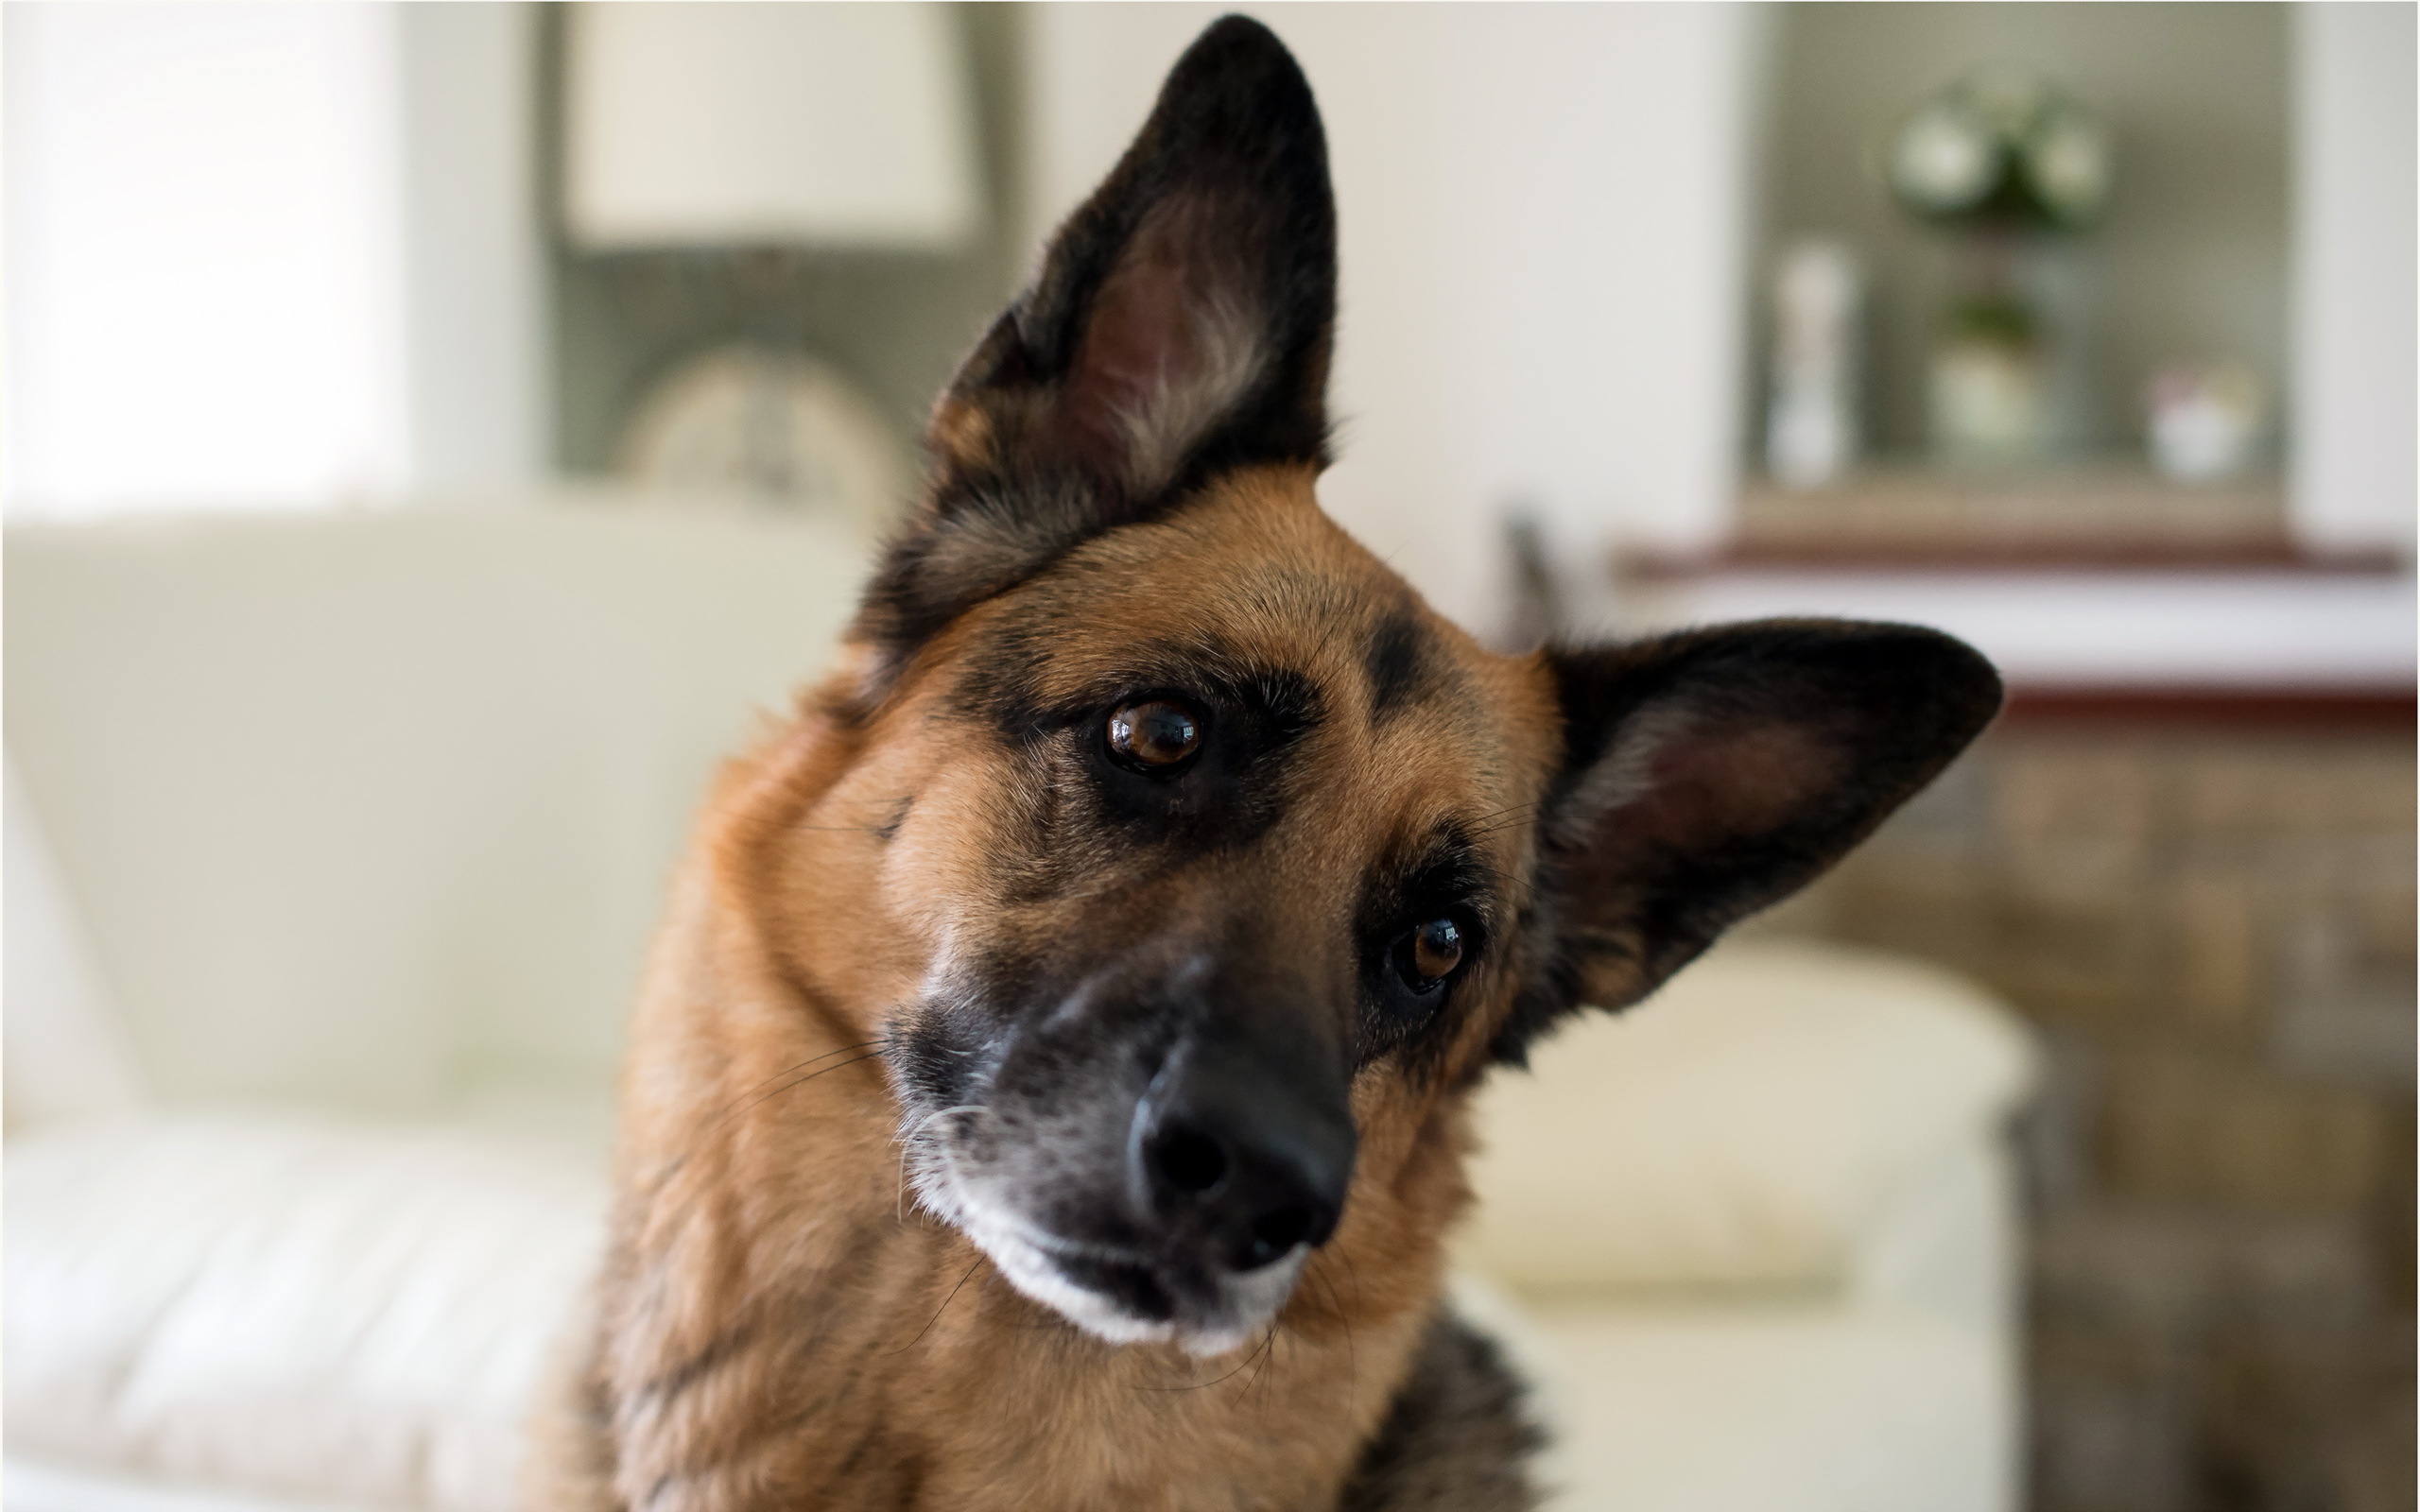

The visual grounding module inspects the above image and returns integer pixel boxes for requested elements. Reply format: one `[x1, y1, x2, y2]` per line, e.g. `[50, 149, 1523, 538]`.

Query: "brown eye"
[1107, 698, 1201, 770]
[1407, 918, 1464, 988]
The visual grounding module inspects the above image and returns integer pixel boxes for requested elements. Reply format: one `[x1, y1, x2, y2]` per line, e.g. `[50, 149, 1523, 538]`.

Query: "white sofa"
[4, 504, 2037, 1512]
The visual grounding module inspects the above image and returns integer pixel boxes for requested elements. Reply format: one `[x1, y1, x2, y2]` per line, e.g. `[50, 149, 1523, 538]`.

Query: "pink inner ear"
[1053, 210, 1206, 476]
[1618, 720, 1841, 854]
[1079, 243, 1197, 405]
[1049, 194, 1263, 487]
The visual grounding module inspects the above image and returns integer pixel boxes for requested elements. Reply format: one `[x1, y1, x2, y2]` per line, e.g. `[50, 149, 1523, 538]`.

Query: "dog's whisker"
[1132, 1329, 1274, 1393]
[794, 797, 917, 836]
[886, 1254, 988, 1355]
[1236, 1319, 1283, 1406]
[1310, 1263, 1357, 1418]
[711, 1039, 889, 1125]
[895, 1104, 987, 1222]
[898, 1104, 987, 1144]
[712, 1048, 897, 1129]
[1469, 815, 1542, 840]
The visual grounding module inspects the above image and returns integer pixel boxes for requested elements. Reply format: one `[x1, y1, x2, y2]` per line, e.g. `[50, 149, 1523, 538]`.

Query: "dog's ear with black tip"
[856, 15, 1336, 666]
[1495, 621, 2002, 1061]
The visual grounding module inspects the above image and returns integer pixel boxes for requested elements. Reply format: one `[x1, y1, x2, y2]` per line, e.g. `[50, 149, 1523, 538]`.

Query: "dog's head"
[770, 18, 1998, 1355]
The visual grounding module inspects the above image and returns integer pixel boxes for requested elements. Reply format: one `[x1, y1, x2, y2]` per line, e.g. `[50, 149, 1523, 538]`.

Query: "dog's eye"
[1396, 918, 1464, 991]
[1106, 698, 1202, 771]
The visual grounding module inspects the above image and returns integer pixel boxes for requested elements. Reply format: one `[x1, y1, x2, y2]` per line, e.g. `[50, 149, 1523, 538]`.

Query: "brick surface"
[2031, 1205, 2377, 1337]
[1994, 744, 2163, 854]
[1821, 848, 1999, 970]
[2163, 875, 2264, 1040]
[2031, 1371, 2191, 1512]
[1995, 878, 2165, 1024]
[2272, 903, 2417, 1089]
[1782, 725, 2415, 1512]
[2100, 1052, 2389, 1211]
[2323, 1382, 2416, 1512]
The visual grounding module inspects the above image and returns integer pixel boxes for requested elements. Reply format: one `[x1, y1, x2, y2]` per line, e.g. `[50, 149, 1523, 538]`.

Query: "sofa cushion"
[1458, 938, 2035, 1297]
[3, 756, 147, 1130]
[1502, 1296, 2012, 1512]
[5, 1110, 607, 1512]
[4, 507, 871, 1118]
[6, 1457, 358, 1512]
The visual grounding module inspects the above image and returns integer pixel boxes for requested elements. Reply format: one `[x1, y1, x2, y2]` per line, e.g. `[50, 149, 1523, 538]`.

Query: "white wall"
[2, 2, 545, 520]
[2290, 3, 2419, 555]
[1434, 5, 1762, 600]
[4, 3, 411, 519]
[1026, 4, 1759, 635]
[398, 3, 549, 494]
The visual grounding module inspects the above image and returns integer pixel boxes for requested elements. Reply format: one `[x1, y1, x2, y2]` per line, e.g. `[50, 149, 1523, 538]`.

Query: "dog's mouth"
[980, 1215, 1310, 1358]
[916, 1143, 1307, 1357]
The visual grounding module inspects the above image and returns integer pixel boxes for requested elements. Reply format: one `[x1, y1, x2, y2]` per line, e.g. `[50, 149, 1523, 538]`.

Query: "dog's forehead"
[1021, 472, 1432, 672]
[995, 472, 1517, 747]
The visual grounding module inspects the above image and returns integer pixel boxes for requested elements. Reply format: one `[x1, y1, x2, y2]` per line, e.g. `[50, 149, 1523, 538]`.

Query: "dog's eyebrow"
[1373, 822, 1503, 932]
[959, 618, 1326, 748]
[1059, 641, 1323, 738]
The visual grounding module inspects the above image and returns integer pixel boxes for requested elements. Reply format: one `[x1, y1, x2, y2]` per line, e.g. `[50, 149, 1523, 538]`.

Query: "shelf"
[1631, 461, 2386, 576]
[1998, 686, 2415, 731]
[1599, 464, 2414, 700]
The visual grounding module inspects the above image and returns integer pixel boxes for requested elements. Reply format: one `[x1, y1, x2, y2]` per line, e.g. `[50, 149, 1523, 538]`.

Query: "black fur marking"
[1490, 618, 2001, 1062]
[893, 994, 1002, 1113]
[1363, 604, 1441, 718]
[1340, 1310, 1544, 1511]
[628, 1319, 759, 1411]
[1053, 1254, 1179, 1323]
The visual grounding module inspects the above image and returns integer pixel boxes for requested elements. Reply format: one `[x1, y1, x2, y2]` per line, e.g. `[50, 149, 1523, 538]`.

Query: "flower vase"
[1929, 300, 2046, 469]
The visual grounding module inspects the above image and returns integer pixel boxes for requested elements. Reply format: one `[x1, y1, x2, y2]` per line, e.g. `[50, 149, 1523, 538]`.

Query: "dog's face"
[857, 478, 1554, 1352]
[775, 20, 1998, 1355]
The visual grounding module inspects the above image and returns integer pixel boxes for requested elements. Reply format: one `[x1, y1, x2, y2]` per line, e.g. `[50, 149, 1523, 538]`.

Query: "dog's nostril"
[1244, 1206, 1315, 1266]
[1150, 1127, 1230, 1194]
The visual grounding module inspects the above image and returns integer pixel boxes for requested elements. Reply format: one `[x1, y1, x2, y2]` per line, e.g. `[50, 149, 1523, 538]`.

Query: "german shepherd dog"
[539, 16, 1998, 1511]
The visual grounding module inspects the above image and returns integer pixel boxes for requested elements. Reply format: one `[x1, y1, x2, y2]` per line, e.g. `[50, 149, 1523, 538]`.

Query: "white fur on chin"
[910, 1137, 1305, 1359]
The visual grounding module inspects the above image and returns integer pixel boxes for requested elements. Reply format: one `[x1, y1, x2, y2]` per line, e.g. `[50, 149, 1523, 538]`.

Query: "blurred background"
[4, 7, 2411, 1512]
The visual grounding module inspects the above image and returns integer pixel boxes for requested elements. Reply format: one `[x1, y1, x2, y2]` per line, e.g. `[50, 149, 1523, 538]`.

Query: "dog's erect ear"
[1496, 621, 2002, 1060]
[856, 16, 1335, 667]
[956, 13, 1336, 496]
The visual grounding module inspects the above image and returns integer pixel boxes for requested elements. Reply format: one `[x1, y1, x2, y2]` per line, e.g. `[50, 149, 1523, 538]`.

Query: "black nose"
[1133, 1045, 1357, 1273]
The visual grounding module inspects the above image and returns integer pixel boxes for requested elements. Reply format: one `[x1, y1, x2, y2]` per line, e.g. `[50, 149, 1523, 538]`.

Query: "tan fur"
[527, 468, 1568, 1510]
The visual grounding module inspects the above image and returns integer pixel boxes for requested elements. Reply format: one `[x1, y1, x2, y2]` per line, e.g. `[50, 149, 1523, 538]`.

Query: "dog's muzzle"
[913, 958, 1360, 1349]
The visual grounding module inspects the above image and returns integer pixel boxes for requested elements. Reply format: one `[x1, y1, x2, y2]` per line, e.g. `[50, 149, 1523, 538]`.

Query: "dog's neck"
[589, 723, 1472, 1512]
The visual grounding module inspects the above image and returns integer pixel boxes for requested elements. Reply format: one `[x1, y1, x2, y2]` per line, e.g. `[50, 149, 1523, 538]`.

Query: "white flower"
[2026, 116, 2111, 221]
[1891, 104, 1995, 213]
